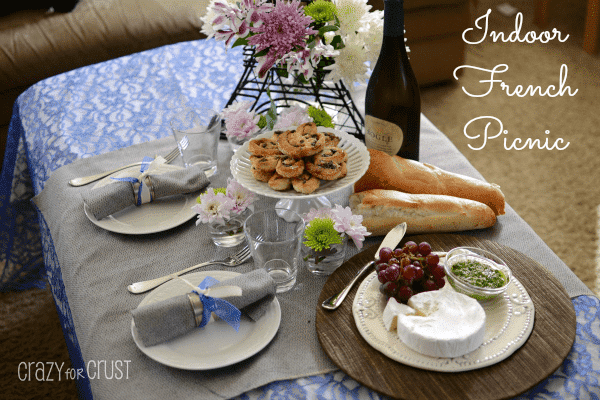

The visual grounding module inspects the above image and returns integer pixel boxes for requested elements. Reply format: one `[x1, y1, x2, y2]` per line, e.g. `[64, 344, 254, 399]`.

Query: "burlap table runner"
[32, 116, 593, 399]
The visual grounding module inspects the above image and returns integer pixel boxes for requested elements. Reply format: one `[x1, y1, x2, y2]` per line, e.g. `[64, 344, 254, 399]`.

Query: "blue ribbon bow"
[111, 156, 154, 206]
[194, 276, 242, 332]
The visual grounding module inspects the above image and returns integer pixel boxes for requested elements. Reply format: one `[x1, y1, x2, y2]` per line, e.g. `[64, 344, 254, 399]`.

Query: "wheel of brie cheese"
[383, 287, 486, 358]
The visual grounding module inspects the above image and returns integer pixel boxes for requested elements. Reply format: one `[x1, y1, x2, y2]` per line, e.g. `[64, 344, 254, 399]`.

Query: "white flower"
[358, 10, 384, 66]
[226, 178, 256, 214]
[324, 33, 370, 84]
[323, 31, 336, 45]
[304, 207, 337, 226]
[333, 0, 372, 35]
[200, 0, 219, 38]
[273, 104, 313, 130]
[311, 41, 339, 63]
[192, 190, 235, 226]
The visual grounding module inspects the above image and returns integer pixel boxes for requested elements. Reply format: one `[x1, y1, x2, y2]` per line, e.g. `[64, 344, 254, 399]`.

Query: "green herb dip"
[451, 260, 506, 288]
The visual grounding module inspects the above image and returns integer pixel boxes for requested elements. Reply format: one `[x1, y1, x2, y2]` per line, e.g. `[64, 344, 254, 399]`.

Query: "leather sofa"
[0, 0, 471, 165]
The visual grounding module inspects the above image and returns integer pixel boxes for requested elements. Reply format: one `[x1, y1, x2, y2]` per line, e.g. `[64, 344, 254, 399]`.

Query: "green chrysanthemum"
[305, 0, 337, 25]
[303, 218, 342, 251]
[257, 114, 267, 129]
[308, 106, 334, 128]
[196, 187, 227, 203]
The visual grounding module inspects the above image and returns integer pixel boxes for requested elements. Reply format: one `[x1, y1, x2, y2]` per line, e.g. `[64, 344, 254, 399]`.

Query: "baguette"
[350, 189, 497, 236]
[353, 149, 505, 215]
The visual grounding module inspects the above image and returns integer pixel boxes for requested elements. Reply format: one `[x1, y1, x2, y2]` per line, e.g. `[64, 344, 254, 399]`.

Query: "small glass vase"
[208, 208, 251, 247]
[227, 134, 249, 153]
[304, 235, 348, 276]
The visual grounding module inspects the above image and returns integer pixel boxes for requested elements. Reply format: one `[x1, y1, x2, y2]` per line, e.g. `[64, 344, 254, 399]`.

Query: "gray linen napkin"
[82, 164, 210, 219]
[132, 269, 277, 347]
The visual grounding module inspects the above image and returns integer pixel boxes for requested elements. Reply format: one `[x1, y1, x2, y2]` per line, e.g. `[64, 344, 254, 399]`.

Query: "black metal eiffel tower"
[225, 46, 364, 139]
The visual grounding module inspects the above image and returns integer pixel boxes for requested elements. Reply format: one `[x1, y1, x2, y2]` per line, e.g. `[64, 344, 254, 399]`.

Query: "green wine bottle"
[364, 0, 421, 160]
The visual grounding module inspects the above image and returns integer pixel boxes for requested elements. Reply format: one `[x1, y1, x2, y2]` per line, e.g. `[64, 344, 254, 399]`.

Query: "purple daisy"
[248, 0, 318, 78]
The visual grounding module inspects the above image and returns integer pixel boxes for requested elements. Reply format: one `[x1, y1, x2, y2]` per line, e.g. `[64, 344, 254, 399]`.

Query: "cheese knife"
[321, 222, 407, 310]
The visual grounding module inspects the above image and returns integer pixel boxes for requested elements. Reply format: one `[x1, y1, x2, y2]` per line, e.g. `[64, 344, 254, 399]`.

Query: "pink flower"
[273, 104, 312, 130]
[223, 101, 261, 140]
[281, 41, 338, 80]
[331, 205, 370, 248]
[248, 0, 318, 78]
[226, 178, 256, 214]
[224, 109, 261, 140]
[192, 190, 235, 226]
[222, 101, 253, 120]
[304, 207, 337, 225]
[212, 0, 272, 45]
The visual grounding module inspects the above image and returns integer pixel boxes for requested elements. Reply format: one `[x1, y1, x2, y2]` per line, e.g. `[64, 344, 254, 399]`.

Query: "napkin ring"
[134, 175, 155, 205]
[187, 293, 204, 327]
[143, 175, 156, 202]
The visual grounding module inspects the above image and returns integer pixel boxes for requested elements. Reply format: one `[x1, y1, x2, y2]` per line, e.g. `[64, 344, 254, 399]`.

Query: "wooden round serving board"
[316, 234, 576, 400]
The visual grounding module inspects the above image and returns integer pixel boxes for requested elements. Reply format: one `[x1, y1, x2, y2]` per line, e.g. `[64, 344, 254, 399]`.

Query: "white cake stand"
[230, 127, 370, 222]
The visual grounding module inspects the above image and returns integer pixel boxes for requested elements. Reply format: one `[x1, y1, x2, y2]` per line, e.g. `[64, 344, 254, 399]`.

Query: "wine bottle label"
[364, 115, 404, 155]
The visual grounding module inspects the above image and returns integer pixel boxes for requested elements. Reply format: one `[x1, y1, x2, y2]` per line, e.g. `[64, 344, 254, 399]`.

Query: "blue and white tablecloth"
[1, 39, 599, 400]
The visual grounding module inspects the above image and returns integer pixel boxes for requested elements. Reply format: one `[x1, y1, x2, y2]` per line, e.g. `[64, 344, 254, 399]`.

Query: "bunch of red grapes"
[377, 241, 446, 303]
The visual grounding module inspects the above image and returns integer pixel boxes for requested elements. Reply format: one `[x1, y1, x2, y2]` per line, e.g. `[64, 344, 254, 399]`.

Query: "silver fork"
[68, 147, 180, 187]
[127, 245, 252, 294]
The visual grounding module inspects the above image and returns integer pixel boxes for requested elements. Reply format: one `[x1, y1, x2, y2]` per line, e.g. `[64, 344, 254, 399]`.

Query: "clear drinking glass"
[170, 107, 221, 177]
[244, 208, 305, 293]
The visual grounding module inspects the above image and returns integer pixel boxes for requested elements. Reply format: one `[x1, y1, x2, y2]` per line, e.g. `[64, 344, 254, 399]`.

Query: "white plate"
[230, 127, 370, 199]
[84, 164, 199, 235]
[352, 270, 535, 372]
[131, 270, 281, 370]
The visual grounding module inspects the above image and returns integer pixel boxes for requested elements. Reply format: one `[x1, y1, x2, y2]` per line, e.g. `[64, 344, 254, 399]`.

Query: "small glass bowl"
[444, 247, 512, 301]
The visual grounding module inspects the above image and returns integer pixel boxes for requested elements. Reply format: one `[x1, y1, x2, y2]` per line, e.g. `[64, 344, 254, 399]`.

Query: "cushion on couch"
[0, 0, 208, 130]
[1, 0, 79, 17]
[0, 0, 207, 92]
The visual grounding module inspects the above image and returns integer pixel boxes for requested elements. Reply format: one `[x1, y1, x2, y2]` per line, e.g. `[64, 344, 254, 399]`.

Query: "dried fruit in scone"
[314, 146, 347, 164]
[251, 166, 275, 182]
[277, 124, 325, 158]
[322, 131, 341, 147]
[275, 155, 304, 178]
[268, 173, 292, 191]
[305, 159, 344, 180]
[271, 130, 285, 141]
[248, 138, 282, 156]
[291, 172, 320, 194]
[250, 154, 280, 172]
